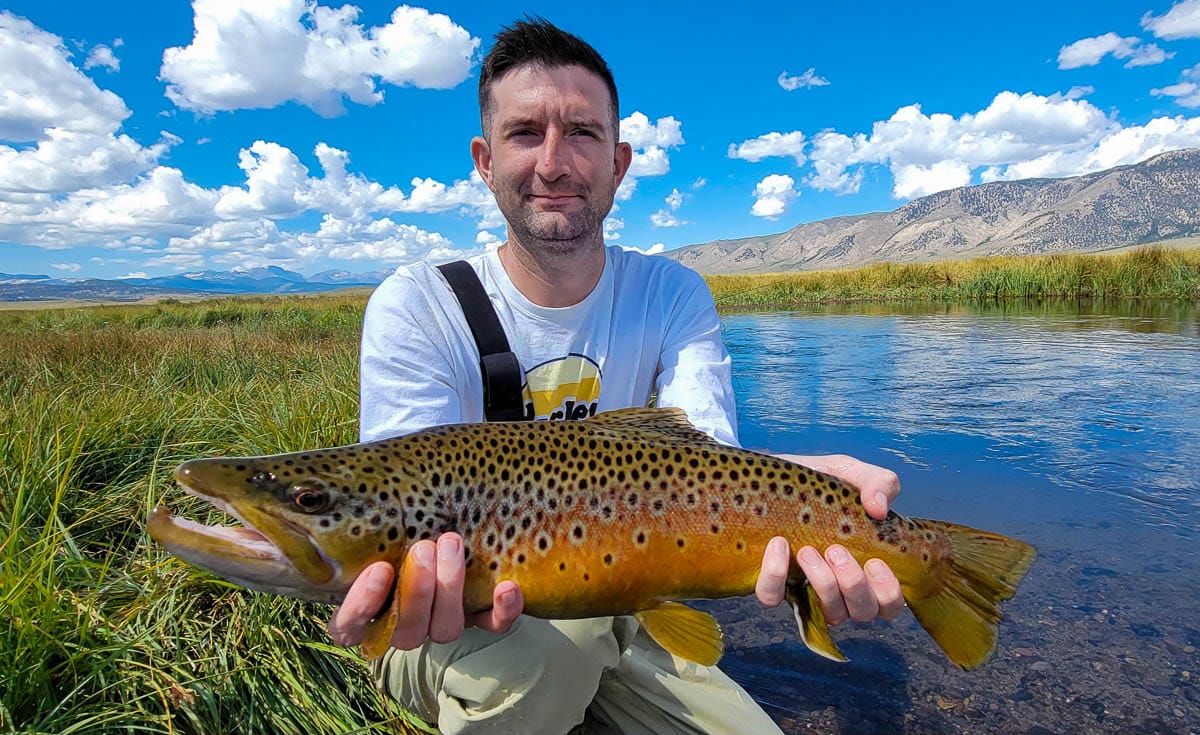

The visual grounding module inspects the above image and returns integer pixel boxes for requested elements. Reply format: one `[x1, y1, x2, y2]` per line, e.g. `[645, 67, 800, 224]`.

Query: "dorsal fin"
[586, 407, 721, 445]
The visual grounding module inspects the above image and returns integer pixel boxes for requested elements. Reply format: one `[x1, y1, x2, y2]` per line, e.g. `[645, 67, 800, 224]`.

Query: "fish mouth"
[146, 463, 339, 602]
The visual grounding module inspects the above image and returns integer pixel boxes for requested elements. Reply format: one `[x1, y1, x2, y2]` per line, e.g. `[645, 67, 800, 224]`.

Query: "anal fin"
[634, 601, 724, 666]
[785, 577, 848, 663]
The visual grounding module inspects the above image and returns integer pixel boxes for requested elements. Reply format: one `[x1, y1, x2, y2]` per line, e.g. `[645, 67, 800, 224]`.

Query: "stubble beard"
[499, 187, 613, 258]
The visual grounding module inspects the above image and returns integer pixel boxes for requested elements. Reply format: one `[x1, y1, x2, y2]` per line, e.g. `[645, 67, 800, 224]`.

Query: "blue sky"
[1, 0, 1199, 280]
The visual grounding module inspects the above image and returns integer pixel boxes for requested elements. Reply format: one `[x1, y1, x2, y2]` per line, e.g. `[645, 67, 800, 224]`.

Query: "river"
[710, 300, 1200, 735]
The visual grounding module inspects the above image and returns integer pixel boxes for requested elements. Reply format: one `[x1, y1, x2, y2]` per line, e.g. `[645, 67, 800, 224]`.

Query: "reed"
[706, 246, 1200, 307]
[0, 297, 428, 734]
[1, 246, 1194, 732]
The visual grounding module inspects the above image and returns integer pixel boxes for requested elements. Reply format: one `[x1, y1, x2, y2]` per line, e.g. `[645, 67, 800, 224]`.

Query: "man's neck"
[498, 236, 606, 308]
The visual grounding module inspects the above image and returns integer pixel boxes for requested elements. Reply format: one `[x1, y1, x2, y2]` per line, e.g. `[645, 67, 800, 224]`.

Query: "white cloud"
[893, 159, 973, 199]
[160, 0, 479, 116]
[603, 216, 624, 242]
[1057, 32, 1172, 69]
[651, 187, 688, 228]
[615, 112, 685, 201]
[750, 174, 798, 219]
[84, 41, 121, 72]
[475, 229, 502, 250]
[1152, 63, 1200, 108]
[621, 242, 665, 255]
[1142, 0, 1200, 40]
[0, 13, 174, 196]
[118, 272, 149, 280]
[778, 68, 829, 91]
[795, 90, 1200, 199]
[728, 131, 807, 165]
[651, 210, 686, 228]
[51, 262, 80, 272]
[619, 112, 684, 148]
[691, 177, 707, 190]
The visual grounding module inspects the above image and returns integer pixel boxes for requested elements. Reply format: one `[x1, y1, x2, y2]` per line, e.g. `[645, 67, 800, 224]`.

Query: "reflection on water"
[727, 299, 1200, 534]
[717, 299, 1200, 735]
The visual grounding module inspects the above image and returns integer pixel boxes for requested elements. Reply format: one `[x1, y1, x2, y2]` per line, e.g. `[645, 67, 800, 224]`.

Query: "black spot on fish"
[603, 553, 613, 565]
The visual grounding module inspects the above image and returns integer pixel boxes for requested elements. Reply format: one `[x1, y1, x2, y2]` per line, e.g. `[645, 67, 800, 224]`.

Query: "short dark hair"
[478, 17, 619, 140]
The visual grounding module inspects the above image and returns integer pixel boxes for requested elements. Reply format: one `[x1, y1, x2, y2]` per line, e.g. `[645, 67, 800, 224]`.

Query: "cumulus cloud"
[1057, 32, 1172, 69]
[728, 131, 807, 165]
[790, 90, 1200, 199]
[750, 174, 798, 219]
[51, 262, 81, 272]
[621, 242, 665, 255]
[603, 216, 624, 242]
[651, 187, 688, 228]
[1152, 63, 1200, 108]
[1142, 0, 1200, 40]
[84, 40, 122, 72]
[160, 0, 479, 116]
[777, 68, 829, 91]
[0, 13, 174, 195]
[616, 111, 685, 201]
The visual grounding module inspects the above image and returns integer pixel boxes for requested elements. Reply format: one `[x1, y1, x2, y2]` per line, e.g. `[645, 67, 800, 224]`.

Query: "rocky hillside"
[667, 148, 1200, 274]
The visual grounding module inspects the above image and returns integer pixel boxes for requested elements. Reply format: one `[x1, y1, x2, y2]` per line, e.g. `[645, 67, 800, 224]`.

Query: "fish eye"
[290, 483, 331, 513]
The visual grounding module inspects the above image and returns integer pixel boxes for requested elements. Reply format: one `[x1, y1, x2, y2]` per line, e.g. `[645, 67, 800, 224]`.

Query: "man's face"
[472, 64, 632, 252]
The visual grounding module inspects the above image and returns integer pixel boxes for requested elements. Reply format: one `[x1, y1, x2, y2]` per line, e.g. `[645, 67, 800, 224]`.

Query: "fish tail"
[785, 519, 1036, 669]
[902, 519, 1037, 669]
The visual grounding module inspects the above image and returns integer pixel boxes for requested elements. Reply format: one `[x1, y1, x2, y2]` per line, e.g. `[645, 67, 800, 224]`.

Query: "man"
[329, 18, 904, 735]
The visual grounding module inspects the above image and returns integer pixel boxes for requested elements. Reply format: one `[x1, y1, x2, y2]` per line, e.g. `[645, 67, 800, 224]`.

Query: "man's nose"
[535, 128, 570, 181]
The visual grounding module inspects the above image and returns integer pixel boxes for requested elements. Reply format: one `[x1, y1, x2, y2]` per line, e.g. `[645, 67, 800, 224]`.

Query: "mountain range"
[0, 266, 393, 303]
[666, 147, 1200, 274]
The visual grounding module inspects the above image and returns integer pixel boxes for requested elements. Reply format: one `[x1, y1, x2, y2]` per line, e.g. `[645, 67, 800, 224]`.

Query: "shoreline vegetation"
[1, 245, 1196, 734]
[706, 245, 1200, 308]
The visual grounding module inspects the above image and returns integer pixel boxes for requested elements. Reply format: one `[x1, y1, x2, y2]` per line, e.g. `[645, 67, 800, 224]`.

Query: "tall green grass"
[1, 248, 1194, 732]
[706, 246, 1200, 307]
[0, 296, 427, 734]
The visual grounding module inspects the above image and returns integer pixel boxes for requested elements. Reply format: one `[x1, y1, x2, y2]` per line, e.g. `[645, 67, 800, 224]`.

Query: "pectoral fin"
[786, 577, 848, 663]
[634, 602, 724, 666]
[360, 559, 406, 660]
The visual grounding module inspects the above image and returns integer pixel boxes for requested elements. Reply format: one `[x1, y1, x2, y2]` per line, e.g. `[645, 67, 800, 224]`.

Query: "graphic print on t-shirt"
[522, 354, 601, 421]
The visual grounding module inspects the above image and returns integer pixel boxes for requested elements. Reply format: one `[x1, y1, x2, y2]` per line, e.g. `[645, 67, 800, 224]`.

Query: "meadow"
[1, 246, 1197, 734]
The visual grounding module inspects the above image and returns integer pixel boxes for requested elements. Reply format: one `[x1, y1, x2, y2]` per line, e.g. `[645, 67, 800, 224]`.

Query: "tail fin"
[905, 520, 1037, 669]
[784, 520, 1036, 670]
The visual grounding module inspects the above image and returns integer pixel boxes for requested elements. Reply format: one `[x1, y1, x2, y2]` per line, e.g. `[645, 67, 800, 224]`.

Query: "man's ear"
[613, 141, 633, 191]
[471, 136, 496, 192]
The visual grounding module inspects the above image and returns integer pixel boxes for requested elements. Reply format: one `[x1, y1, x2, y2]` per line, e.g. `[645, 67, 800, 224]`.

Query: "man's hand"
[328, 533, 524, 650]
[754, 454, 906, 624]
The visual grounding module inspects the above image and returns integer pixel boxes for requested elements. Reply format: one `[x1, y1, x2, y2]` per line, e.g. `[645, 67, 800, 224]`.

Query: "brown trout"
[148, 407, 1036, 668]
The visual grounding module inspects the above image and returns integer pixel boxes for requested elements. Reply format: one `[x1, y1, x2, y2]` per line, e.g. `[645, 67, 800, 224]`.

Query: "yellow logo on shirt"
[523, 354, 601, 421]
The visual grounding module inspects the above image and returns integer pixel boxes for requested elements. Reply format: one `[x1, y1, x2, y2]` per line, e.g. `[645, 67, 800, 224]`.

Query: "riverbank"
[706, 246, 1200, 307]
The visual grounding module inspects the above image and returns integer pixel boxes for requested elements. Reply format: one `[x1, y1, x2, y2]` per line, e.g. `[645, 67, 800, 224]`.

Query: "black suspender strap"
[436, 260, 528, 422]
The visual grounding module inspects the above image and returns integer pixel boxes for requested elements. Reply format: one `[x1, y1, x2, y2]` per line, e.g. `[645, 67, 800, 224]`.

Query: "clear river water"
[705, 300, 1200, 735]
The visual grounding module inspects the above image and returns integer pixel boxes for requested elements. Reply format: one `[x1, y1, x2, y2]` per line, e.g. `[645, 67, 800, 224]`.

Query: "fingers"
[328, 560, 394, 646]
[755, 536, 791, 607]
[468, 580, 524, 634]
[777, 453, 900, 521]
[797, 545, 850, 625]
[864, 559, 906, 620]
[390, 540, 438, 650]
[826, 455, 900, 521]
[428, 534, 467, 643]
[798, 545, 907, 625]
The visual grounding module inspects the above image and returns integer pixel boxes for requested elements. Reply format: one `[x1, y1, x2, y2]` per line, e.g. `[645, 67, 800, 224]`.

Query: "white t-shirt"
[359, 245, 738, 446]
